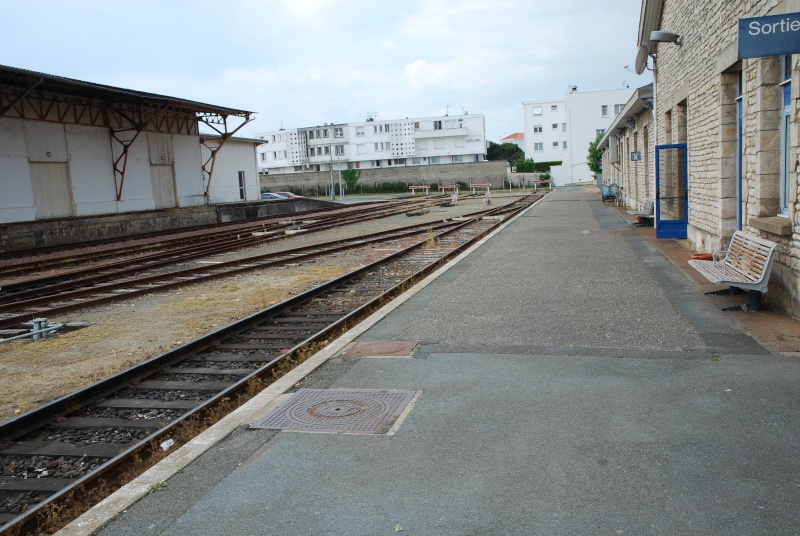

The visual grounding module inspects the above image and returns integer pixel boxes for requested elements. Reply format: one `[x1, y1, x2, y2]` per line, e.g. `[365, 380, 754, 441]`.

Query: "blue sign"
[739, 12, 800, 58]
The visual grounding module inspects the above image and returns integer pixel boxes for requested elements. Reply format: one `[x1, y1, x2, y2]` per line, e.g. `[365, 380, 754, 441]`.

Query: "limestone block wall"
[600, 111, 655, 211]
[651, 0, 800, 313]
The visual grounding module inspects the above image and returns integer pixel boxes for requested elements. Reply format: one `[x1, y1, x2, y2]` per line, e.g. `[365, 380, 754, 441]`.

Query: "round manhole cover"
[251, 389, 417, 434]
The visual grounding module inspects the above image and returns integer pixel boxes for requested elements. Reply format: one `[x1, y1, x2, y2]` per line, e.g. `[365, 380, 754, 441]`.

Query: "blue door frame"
[655, 144, 688, 239]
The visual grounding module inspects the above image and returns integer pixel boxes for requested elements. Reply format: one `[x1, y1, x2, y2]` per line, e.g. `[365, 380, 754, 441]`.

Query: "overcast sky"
[2, 0, 651, 143]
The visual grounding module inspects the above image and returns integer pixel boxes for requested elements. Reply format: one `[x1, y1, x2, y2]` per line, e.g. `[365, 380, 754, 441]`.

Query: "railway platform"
[66, 186, 800, 535]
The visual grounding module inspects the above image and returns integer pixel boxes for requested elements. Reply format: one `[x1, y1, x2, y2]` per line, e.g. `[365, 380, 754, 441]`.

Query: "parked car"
[261, 192, 287, 200]
[275, 191, 303, 198]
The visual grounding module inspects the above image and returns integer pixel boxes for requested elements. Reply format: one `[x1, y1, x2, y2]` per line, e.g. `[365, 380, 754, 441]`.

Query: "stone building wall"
[651, 0, 800, 313]
[259, 161, 508, 195]
[600, 109, 655, 211]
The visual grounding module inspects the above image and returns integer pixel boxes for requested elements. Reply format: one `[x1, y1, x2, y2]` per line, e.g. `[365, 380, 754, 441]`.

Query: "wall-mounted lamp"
[650, 30, 682, 46]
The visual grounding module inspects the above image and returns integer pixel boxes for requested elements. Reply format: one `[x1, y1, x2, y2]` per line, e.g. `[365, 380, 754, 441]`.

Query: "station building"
[599, 0, 800, 314]
[255, 113, 487, 176]
[522, 87, 635, 186]
[0, 65, 267, 251]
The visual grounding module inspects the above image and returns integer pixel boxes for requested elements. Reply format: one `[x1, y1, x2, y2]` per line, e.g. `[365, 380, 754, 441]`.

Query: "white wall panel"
[204, 140, 260, 203]
[24, 122, 68, 162]
[0, 119, 35, 218]
[65, 124, 117, 208]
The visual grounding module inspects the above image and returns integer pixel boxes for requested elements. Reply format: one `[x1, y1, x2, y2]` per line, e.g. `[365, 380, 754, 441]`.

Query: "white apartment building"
[256, 114, 487, 175]
[523, 88, 635, 186]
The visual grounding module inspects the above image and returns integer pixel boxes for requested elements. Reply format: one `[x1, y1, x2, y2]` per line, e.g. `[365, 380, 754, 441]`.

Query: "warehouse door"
[147, 133, 177, 209]
[30, 162, 74, 219]
[150, 165, 177, 209]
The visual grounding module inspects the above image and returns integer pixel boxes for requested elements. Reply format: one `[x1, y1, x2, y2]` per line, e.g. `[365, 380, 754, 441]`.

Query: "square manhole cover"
[250, 388, 416, 434]
[344, 340, 420, 357]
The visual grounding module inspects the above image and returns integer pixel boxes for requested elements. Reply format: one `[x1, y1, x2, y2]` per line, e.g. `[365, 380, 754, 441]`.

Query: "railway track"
[0, 195, 449, 280]
[0, 200, 520, 332]
[0, 195, 538, 535]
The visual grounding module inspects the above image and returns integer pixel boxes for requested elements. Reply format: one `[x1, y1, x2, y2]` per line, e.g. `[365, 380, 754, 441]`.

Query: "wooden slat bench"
[687, 230, 779, 311]
[627, 200, 654, 226]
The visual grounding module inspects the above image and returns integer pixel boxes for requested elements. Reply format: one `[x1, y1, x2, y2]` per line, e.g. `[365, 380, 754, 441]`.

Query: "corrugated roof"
[0, 64, 254, 117]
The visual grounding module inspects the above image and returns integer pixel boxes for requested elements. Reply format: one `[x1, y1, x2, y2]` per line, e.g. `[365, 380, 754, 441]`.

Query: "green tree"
[341, 169, 361, 190]
[587, 133, 604, 174]
[487, 142, 524, 167]
[515, 158, 536, 173]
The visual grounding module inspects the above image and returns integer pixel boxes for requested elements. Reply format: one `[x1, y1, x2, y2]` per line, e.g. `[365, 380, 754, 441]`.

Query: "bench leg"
[721, 290, 763, 312]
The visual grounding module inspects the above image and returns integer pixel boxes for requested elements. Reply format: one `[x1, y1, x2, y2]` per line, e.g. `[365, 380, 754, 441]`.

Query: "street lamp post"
[335, 129, 343, 200]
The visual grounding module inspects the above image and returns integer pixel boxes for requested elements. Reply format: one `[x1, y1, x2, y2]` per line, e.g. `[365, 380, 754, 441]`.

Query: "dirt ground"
[0, 196, 516, 423]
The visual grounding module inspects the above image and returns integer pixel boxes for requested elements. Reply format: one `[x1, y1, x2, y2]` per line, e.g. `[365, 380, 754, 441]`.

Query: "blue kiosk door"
[655, 144, 688, 239]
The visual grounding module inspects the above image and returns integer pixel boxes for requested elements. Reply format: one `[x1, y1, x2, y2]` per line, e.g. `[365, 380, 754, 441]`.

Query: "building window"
[532, 106, 543, 115]
[308, 131, 314, 140]
[294, 165, 302, 171]
[534, 143, 543, 151]
[375, 160, 381, 167]
[552, 123, 558, 130]
[601, 105, 608, 117]
[563, 141, 568, 149]
[552, 141, 559, 148]
[614, 104, 624, 115]
[238, 171, 245, 200]
[562, 123, 567, 132]
[453, 155, 463, 162]
[335, 145, 344, 155]
[412, 157, 421, 164]
[596, 128, 605, 136]
[551, 104, 558, 111]
[323, 129, 328, 138]
[356, 127, 364, 137]
[433, 120, 442, 130]
[780, 54, 792, 215]
[431, 156, 440, 163]
[315, 129, 321, 138]
[260, 153, 266, 162]
[533, 125, 542, 133]
[393, 159, 406, 165]
[334, 127, 343, 138]
[324, 146, 330, 155]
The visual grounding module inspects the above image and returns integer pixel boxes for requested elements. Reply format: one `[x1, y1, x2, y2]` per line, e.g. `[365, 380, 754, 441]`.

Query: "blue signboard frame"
[739, 12, 800, 58]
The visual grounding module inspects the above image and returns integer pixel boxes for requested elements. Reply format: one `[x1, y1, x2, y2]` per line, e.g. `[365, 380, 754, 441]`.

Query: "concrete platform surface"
[68, 186, 799, 536]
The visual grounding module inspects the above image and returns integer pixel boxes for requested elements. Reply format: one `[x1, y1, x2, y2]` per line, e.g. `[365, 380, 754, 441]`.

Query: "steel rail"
[0, 201, 524, 330]
[0, 197, 443, 278]
[0, 196, 536, 534]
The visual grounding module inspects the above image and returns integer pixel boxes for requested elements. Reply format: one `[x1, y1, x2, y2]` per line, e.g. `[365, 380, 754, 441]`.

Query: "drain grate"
[344, 340, 420, 357]
[250, 388, 416, 434]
